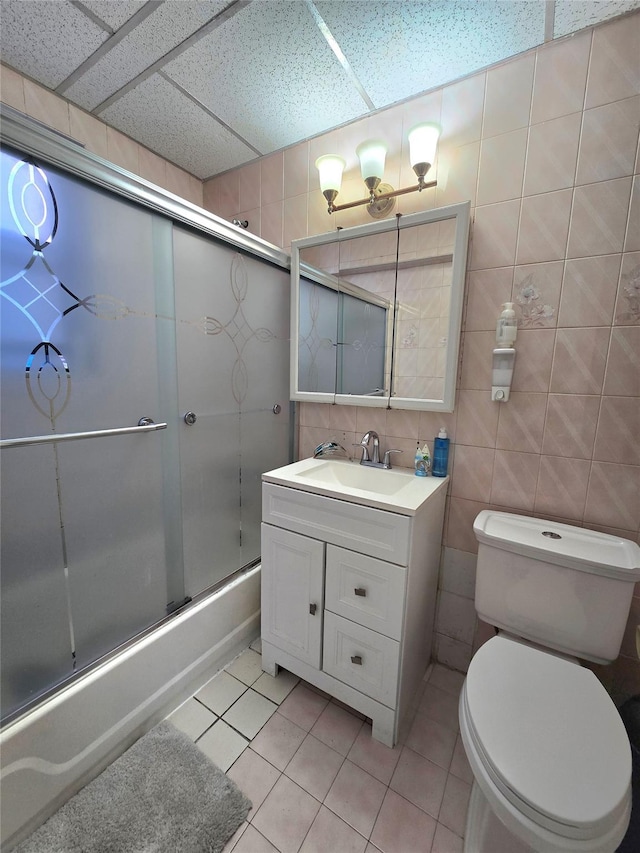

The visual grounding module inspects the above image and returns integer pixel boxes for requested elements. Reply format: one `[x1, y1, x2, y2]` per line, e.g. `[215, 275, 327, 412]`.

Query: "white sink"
[262, 458, 447, 515]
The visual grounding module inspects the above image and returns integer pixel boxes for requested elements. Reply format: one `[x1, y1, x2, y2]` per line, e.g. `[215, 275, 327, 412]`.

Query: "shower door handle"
[183, 411, 197, 425]
[0, 419, 167, 449]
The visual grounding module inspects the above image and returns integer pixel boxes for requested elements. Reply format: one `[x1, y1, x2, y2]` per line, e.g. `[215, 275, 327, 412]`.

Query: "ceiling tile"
[65, 0, 229, 111]
[554, 0, 640, 37]
[81, 1, 148, 31]
[100, 73, 257, 178]
[163, 0, 369, 153]
[315, 0, 546, 107]
[0, 0, 108, 88]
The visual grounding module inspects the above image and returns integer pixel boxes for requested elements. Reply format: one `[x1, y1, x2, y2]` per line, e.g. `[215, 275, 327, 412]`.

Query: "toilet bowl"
[460, 635, 632, 852]
[459, 512, 640, 853]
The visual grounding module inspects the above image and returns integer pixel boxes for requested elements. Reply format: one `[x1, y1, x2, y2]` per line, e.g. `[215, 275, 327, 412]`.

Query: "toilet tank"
[473, 511, 640, 664]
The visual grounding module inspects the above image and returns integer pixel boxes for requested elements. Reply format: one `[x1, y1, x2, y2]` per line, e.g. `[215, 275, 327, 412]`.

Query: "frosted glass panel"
[298, 276, 338, 393]
[0, 147, 172, 711]
[173, 228, 290, 595]
[339, 293, 386, 395]
[0, 447, 73, 718]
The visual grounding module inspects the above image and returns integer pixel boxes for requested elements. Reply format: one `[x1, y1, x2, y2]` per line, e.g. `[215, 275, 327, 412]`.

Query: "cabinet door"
[261, 524, 324, 668]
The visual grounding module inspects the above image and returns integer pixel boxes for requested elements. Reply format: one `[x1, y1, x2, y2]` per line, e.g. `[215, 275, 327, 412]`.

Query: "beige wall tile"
[477, 129, 527, 206]
[451, 445, 495, 502]
[260, 199, 284, 248]
[69, 104, 108, 159]
[614, 251, 640, 323]
[512, 261, 563, 329]
[534, 456, 590, 520]
[491, 450, 540, 511]
[550, 327, 610, 394]
[24, 79, 69, 136]
[216, 170, 240, 219]
[283, 194, 308, 250]
[603, 326, 640, 395]
[531, 31, 591, 125]
[594, 396, 640, 465]
[516, 189, 572, 264]
[106, 126, 139, 174]
[1, 64, 25, 111]
[441, 73, 486, 148]
[495, 392, 546, 453]
[464, 267, 513, 332]
[166, 161, 195, 201]
[238, 159, 261, 212]
[568, 177, 632, 258]
[284, 142, 309, 200]
[446, 497, 491, 553]
[542, 394, 601, 459]
[455, 390, 499, 448]
[585, 461, 640, 530]
[261, 151, 284, 205]
[435, 141, 480, 208]
[577, 97, 640, 186]
[483, 54, 534, 138]
[624, 176, 639, 252]
[585, 13, 640, 109]
[138, 146, 167, 188]
[558, 254, 622, 327]
[523, 113, 581, 196]
[469, 200, 520, 270]
[202, 176, 220, 213]
[510, 328, 555, 392]
[460, 331, 494, 390]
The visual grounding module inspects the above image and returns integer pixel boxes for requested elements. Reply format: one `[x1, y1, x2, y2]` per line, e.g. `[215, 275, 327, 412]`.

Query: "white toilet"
[459, 511, 640, 853]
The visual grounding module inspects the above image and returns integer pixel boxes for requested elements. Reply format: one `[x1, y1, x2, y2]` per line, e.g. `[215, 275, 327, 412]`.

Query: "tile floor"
[168, 641, 472, 853]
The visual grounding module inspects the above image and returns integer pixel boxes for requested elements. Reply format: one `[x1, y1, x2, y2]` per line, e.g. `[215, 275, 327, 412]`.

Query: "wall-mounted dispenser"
[492, 348, 516, 401]
[492, 303, 517, 401]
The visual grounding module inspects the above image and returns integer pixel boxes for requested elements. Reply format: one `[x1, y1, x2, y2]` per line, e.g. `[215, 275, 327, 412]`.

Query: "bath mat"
[15, 720, 251, 853]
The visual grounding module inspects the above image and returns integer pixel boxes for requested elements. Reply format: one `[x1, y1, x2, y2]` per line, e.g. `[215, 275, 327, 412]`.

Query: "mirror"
[291, 202, 470, 411]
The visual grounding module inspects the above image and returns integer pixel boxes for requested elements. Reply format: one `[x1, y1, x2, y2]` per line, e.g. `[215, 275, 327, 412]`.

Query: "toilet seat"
[461, 636, 631, 845]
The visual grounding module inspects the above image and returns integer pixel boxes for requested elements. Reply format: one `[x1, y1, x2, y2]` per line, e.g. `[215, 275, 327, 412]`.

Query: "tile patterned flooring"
[168, 641, 471, 853]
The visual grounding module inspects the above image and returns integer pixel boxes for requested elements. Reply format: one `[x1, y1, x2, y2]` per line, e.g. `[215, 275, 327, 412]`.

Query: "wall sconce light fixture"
[316, 123, 441, 217]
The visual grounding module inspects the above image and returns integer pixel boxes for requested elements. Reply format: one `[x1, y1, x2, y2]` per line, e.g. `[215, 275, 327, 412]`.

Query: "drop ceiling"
[1, 0, 638, 180]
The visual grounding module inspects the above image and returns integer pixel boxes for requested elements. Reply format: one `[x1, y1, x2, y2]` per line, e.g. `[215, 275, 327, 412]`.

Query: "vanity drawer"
[262, 483, 411, 565]
[323, 612, 400, 708]
[325, 546, 405, 640]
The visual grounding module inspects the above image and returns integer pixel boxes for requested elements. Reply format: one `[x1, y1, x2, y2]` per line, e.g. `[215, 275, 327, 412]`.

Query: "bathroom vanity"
[260, 458, 447, 746]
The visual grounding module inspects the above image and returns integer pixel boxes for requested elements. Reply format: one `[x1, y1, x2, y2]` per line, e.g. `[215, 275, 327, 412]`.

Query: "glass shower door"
[0, 149, 178, 716]
[173, 226, 290, 596]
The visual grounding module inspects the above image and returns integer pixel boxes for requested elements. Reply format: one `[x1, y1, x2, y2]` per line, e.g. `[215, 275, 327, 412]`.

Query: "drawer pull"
[309, 603, 317, 615]
[351, 655, 363, 665]
[354, 587, 367, 597]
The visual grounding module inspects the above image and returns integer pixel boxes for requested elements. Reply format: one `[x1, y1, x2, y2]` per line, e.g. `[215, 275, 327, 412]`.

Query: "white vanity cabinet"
[260, 464, 447, 747]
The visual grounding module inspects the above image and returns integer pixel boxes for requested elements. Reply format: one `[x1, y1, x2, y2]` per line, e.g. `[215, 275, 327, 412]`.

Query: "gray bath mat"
[16, 720, 251, 853]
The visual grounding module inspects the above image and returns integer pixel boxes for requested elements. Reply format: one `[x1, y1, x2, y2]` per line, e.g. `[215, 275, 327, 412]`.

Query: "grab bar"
[0, 418, 167, 449]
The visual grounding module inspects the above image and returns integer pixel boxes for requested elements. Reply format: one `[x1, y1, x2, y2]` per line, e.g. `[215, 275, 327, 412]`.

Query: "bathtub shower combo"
[0, 108, 291, 848]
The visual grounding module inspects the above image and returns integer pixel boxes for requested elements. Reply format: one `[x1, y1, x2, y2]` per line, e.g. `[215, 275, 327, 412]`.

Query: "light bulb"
[355, 140, 387, 192]
[407, 123, 440, 180]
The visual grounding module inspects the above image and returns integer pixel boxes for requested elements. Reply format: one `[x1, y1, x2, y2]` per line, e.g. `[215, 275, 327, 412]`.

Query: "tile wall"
[0, 64, 203, 207]
[204, 13, 640, 700]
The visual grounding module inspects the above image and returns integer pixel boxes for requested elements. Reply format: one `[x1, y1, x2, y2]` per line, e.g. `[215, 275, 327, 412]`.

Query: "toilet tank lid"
[473, 511, 640, 581]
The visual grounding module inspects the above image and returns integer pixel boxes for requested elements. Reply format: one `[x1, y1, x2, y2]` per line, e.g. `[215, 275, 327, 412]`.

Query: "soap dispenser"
[432, 428, 449, 477]
[496, 302, 517, 346]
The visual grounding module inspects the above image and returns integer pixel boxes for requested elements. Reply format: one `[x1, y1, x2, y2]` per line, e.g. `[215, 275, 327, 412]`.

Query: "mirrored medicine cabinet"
[290, 201, 471, 411]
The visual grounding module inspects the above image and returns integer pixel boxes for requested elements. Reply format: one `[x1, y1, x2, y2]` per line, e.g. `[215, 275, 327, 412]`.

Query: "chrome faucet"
[358, 430, 380, 464]
[354, 431, 402, 469]
[313, 440, 349, 459]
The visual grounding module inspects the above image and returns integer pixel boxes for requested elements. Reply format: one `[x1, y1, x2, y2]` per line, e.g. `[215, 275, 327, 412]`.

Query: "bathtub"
[0, 565, 261, 849]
